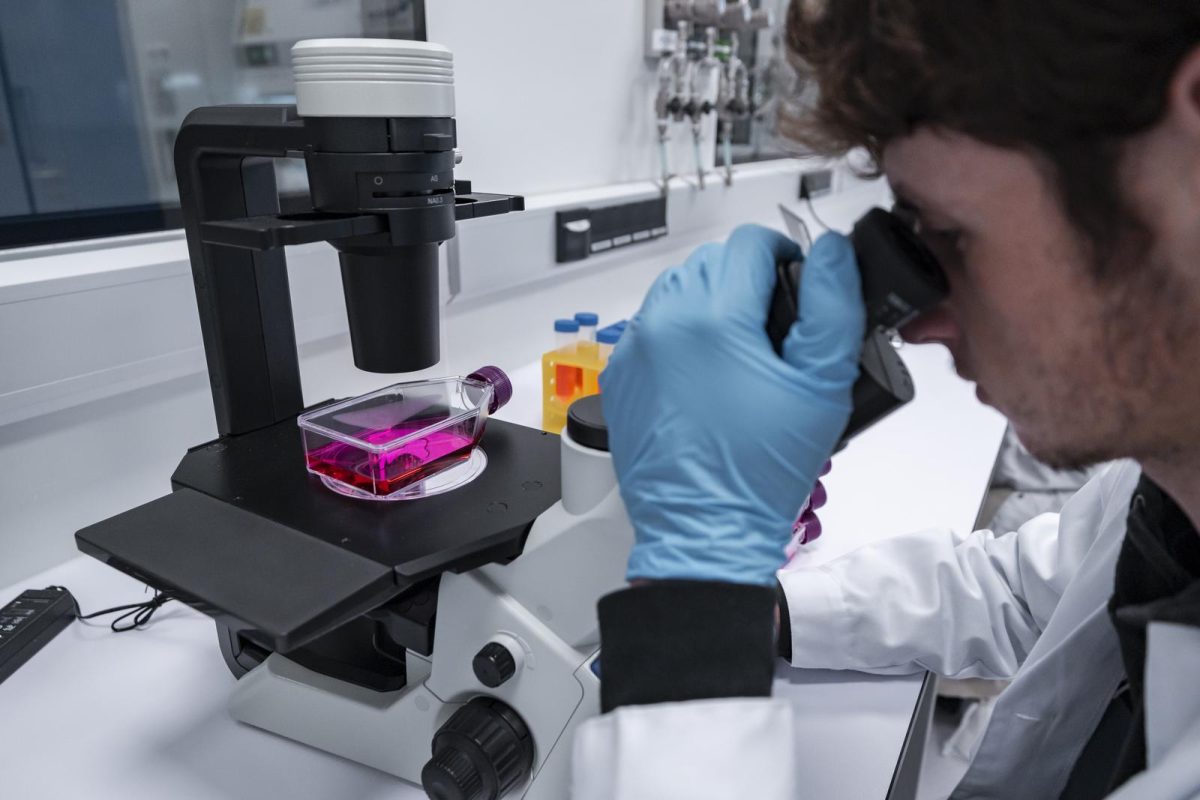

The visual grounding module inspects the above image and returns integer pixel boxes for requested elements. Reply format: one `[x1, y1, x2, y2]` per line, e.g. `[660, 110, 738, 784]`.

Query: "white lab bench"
[0, 338, 1005, 799]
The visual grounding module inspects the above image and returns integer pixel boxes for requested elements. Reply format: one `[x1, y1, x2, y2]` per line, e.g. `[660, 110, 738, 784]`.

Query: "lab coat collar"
[1102, 474, 1200, 789]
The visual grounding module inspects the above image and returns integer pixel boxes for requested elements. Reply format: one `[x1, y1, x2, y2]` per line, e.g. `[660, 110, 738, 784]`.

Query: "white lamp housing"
[292, 38, 455, 118]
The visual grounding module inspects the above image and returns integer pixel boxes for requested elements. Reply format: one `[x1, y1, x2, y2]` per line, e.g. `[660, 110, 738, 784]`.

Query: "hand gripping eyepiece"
[766, 208, 948, 446]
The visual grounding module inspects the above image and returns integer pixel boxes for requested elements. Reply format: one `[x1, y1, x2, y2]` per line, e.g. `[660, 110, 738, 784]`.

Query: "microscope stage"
[174, 415, 560, 573]
[77, 416, 561, 652]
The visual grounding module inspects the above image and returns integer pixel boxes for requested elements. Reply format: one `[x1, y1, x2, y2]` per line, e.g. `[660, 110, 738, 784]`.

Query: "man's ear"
[1158, 45, 1200, 214]
[1169, 46, 1200, 141]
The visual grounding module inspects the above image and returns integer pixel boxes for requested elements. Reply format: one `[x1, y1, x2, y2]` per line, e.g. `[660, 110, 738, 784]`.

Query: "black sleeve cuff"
[775, 578, 792, 663]
[598, 580, 778, 713]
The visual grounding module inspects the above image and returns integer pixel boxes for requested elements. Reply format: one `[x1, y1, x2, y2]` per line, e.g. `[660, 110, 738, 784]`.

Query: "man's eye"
[921, 227, 964, 255]
[891, 204, 964, 255]
[928, 228, 962, 247]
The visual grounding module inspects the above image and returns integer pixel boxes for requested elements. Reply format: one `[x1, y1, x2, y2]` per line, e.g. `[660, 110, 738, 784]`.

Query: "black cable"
[803, 190, 832, 233]
[52, 585, 173, 633]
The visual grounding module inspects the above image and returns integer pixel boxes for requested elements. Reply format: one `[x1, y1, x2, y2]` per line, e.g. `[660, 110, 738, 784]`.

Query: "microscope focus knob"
[421, 697, 534, 800]
[473, 641, 517, 688]
[424, 749, 483, 800]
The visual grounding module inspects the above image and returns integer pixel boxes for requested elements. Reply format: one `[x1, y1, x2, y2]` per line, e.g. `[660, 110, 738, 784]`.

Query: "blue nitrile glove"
[599, 225, 866, 586]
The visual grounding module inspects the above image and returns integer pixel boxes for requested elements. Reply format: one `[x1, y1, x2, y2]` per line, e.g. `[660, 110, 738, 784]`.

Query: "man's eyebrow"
[890, 183, 956, 225]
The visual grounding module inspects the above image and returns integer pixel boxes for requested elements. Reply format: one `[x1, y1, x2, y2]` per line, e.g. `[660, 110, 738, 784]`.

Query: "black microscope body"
[78, 105, 562, 698]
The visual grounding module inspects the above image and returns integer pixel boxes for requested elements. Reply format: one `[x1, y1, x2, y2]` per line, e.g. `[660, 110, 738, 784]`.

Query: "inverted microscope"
[76, 39, 631, 800]
[74, 37, 947, 800]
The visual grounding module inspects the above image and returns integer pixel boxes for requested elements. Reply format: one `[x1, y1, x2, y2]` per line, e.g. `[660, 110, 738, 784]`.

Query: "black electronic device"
[555, 196, 668, 263]
[0, 586, 75, 684]
[766, 207, 949, 445]
[799, 168, 834, 200]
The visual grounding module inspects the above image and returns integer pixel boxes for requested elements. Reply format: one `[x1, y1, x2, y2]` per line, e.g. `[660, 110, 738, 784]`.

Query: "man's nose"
[899, 304, 959, 346]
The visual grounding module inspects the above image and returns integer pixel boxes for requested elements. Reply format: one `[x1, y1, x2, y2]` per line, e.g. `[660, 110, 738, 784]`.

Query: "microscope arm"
[174, 105, 315, 436]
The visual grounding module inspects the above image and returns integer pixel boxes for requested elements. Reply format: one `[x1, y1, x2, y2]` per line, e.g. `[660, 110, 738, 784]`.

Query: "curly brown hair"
[782, 0, 1200, 273]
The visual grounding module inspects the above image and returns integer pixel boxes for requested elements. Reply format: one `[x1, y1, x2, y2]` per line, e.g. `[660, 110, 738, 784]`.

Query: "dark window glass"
[0, 0, 426, 250]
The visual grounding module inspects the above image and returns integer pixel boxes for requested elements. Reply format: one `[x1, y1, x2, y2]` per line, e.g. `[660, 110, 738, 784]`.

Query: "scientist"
[571, 2, 1200, 798]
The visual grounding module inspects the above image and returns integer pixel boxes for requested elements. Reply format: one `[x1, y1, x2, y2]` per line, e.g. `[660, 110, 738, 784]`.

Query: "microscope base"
[230, 652, 446, 782]
[229, 570, 604, 799]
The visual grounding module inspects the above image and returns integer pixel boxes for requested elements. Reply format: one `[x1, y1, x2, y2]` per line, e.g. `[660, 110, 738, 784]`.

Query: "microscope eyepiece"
[766, 207, 949, 446]
[850, 208, 948, 332]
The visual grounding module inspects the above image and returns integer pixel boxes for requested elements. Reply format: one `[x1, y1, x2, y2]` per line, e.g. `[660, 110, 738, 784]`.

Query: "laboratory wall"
[428, 0, 793, 195]
[427, 0, 663, 194]
[0, 2, 886, 588]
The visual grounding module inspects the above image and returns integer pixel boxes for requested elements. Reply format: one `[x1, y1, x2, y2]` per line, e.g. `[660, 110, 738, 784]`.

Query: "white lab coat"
[572, 461, 1200, 799]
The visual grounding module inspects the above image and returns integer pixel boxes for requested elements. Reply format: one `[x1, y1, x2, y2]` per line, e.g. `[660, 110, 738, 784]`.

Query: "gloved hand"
[600, 224, 865, 586]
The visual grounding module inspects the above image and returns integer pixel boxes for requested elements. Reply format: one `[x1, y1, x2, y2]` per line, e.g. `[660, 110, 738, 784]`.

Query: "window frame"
[0, 2, 427, 252]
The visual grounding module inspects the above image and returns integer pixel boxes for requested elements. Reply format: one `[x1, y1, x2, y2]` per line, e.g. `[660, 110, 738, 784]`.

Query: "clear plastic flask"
[297, 366, 512, 501]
